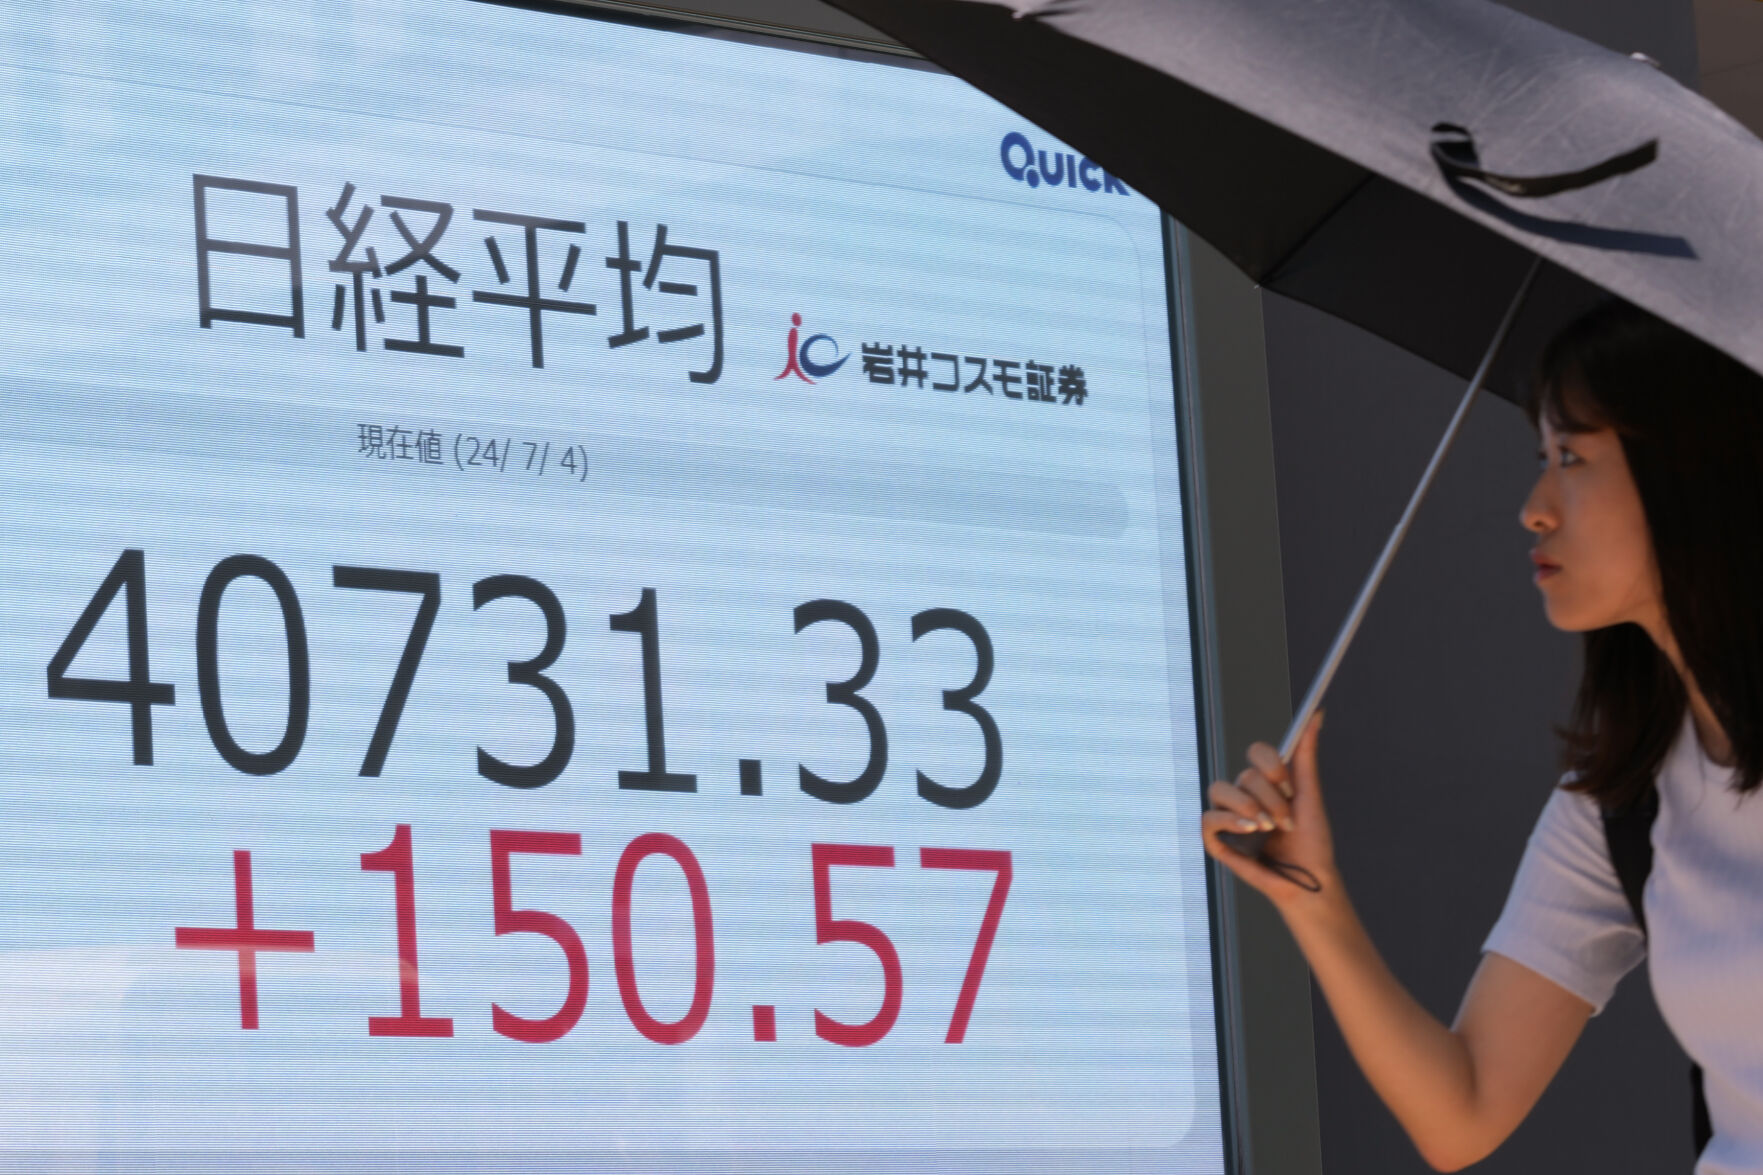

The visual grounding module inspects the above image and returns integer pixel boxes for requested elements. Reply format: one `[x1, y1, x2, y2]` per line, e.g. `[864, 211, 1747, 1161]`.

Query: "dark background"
[1263, 5, 1700, 1169]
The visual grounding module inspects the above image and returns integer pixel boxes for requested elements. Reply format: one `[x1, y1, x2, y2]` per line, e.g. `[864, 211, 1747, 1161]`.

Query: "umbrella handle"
[1214, 257, 1543, 883]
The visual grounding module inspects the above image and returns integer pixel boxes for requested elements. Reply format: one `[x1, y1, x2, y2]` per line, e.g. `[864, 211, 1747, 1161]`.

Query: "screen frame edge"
[1169, 222, 1324, 1175]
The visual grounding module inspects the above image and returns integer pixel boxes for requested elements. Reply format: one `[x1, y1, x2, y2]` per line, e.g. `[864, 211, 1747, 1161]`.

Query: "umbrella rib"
[1278, 255, 1543, 763]
[1259, 172, 1373, 285]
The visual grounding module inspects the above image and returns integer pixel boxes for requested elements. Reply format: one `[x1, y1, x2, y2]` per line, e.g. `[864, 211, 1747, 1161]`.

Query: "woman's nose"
[1520, 475, 1555, 533]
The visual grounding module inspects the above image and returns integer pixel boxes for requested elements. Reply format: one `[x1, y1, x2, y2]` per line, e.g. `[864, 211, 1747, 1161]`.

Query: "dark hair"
[1525, 300, 1763, 809]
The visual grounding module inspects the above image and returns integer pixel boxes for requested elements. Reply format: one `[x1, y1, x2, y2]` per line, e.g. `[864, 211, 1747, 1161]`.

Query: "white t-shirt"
[1484, 711, 1763, 1174]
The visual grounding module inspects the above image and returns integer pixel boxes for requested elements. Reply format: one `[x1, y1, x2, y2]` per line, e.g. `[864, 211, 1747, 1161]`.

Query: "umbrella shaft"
[1278, 257, 1542, 763]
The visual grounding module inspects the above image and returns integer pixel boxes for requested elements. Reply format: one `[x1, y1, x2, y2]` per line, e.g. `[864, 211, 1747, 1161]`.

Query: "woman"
[1202, 299, 1763, 1171]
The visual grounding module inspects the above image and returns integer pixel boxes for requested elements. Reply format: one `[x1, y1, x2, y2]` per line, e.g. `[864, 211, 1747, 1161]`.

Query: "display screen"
[0, 1, 1223, 1169]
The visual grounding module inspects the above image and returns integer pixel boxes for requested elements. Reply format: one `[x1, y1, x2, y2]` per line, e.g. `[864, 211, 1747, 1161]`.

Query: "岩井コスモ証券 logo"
[777, 313, 1090, 407]
[776, 312, 851, 383]
[999, 132, 1130, 194]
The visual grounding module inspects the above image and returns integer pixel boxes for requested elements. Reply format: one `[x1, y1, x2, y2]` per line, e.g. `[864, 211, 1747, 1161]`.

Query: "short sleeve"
[1481, 784, 1647, 1015]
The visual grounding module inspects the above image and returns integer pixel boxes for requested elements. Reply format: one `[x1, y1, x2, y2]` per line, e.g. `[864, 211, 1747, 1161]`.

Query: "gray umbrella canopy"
[822, 0, 1763, 403]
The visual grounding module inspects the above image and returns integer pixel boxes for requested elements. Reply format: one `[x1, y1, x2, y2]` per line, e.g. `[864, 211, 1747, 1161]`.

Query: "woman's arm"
[1203, 714, 1594, 1172]
[1289, 890, 1591, 1169]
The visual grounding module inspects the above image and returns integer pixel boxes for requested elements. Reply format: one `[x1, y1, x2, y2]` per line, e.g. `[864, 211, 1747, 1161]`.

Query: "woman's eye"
[1559, 448, 1581, 467]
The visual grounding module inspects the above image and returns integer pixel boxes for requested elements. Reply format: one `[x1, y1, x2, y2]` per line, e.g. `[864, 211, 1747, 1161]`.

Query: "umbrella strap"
[1265, 858, 1323, 893]
[1430, 122, 1657, 198]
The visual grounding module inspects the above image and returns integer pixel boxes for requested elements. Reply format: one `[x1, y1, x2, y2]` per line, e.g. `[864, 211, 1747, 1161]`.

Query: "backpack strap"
[1692, 1065, 1712, 1158]
[1601, 785, 1657, 934]
[1600, 784, 1712, 1159]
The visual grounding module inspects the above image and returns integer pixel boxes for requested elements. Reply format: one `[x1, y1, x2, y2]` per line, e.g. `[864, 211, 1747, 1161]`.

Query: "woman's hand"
[1201, 709, 1336, 909]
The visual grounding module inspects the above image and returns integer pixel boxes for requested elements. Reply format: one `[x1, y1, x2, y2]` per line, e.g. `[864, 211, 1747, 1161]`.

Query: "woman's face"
[1520, 391, 1663, 634]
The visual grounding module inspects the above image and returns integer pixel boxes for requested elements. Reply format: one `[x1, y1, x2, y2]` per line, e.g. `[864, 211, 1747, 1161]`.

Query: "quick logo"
[999, 132, 1130, 194]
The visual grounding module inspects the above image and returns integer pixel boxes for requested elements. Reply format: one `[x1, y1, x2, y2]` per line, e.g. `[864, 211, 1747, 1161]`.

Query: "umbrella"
[816, 0, 1763, 861]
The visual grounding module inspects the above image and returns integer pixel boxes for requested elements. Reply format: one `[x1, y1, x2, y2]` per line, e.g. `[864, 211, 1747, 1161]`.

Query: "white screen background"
[0, 2, 1224, 1170]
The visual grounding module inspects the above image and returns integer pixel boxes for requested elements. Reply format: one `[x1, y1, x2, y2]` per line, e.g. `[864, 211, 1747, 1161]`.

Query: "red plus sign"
[175, 850, 316, 1030]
